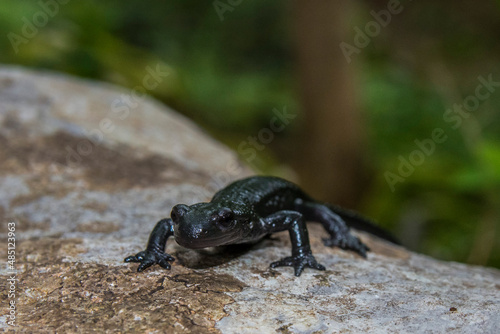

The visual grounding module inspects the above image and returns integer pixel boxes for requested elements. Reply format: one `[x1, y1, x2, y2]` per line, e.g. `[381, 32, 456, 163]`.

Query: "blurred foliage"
[0, 0, 295, 133]
[0, 0, 498, 268]
[358, 1, 500, 267]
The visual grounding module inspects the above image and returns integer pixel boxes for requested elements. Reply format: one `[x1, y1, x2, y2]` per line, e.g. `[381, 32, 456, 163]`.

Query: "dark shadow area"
[174, 243, 258, 269]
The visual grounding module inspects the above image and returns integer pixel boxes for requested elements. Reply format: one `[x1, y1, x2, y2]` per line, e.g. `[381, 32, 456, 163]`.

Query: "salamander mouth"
[175, 233, 238, 249]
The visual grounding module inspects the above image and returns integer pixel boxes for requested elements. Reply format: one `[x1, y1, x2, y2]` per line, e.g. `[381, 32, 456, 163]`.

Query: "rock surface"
[0, 67, 499, 333]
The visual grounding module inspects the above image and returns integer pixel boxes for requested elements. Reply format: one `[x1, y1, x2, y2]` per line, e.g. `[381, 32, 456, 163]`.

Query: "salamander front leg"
[263, 211, 325, 276]
[124, 218, 175, 272]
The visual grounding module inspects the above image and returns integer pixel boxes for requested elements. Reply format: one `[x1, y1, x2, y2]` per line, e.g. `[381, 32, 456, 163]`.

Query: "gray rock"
[0, 66, 498, 333]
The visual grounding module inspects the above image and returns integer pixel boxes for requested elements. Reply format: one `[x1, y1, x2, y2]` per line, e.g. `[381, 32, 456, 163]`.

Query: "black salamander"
[125, 176, 398, 276]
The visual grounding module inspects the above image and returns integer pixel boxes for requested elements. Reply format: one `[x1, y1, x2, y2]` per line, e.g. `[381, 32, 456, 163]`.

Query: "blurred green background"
[1, 0, 499, 268]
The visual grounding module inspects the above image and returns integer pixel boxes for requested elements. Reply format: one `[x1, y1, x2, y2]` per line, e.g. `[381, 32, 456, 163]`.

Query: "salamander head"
[170, 203, 243, 249]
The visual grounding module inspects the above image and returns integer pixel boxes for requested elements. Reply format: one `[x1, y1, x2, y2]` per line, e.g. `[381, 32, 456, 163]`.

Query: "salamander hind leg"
[296, 200, 369, 258]
[322, 233, 369, 258]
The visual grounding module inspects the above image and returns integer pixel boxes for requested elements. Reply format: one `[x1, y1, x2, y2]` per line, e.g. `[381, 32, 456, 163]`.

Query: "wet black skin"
[125, 176, 398, 276]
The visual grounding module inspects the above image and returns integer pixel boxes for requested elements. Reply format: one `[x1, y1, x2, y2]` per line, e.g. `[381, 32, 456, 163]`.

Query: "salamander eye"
[215, 208, 234, 229]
